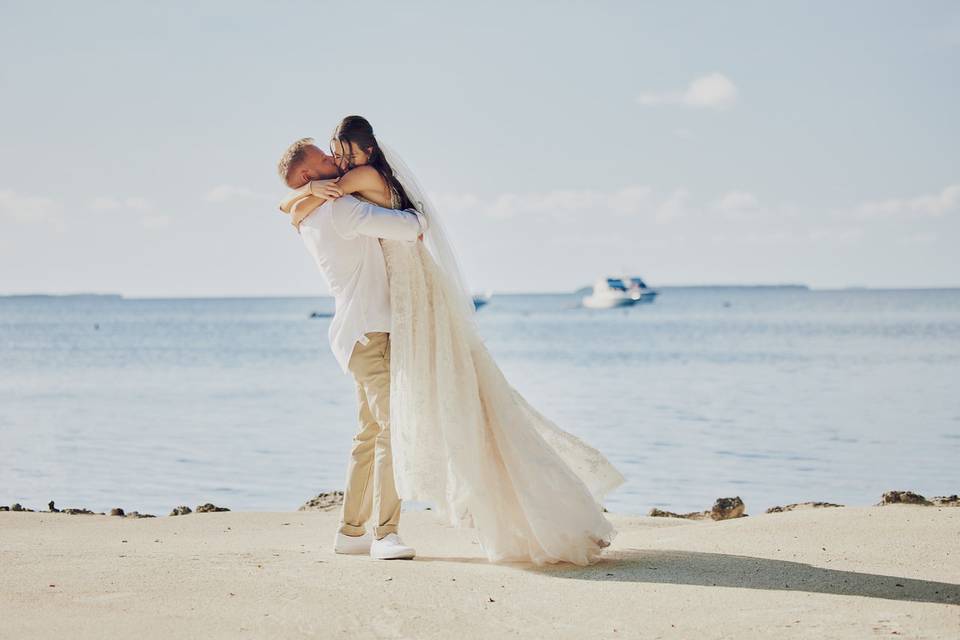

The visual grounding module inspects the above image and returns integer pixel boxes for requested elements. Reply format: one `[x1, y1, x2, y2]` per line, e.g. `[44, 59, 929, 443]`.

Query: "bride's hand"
[278, 180, 343, 214]
[307, 180, 343, 201]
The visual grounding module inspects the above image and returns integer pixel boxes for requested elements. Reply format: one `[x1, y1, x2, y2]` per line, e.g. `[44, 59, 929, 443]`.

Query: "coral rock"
[298, 491, 345, 512]
[766, 501, 844, 513]
[195, 503, 230, 513]
[877, 491, 932, 506]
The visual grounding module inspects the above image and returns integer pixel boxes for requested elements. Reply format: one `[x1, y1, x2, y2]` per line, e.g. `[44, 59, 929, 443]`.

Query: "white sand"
[2, 505, 958, 639]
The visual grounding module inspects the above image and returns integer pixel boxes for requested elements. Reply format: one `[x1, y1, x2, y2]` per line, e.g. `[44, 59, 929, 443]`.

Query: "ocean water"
[1, 288, 958, 518]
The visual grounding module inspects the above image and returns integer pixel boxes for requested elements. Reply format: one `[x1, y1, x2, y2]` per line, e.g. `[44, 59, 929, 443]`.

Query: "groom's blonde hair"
[277, 137, 316, 183]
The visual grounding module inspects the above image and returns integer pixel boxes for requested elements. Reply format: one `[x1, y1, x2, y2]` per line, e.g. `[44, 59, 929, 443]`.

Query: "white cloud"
[654, 188, 690, 223]
[637, 72, 738, 109]
[608, 186, 654, 215]
[716, 190, 759, 211]
[714, 190, 761, 220]
[849, 184, 960, 219]
[0, 189, 59, 223]
[806, 227, 863, 245]
[205, 185, 265, 203]
[90, 196, 153, 212]
[432, 185, 664, 221]
[88, 194, 170, 229]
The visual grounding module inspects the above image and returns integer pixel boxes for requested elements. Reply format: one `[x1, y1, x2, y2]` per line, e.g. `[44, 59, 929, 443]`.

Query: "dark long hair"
[332, 115, 413, 210]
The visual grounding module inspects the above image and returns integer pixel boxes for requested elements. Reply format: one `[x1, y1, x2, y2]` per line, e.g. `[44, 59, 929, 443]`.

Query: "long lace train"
[383, 239, 626, 566]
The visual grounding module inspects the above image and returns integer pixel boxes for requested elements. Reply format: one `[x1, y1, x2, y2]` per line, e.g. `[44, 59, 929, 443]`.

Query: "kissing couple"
[277, 115, 625, 565]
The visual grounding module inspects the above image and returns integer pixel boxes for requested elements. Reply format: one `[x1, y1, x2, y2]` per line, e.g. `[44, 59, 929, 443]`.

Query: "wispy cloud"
[205, 185, 269, 203]
[848, 184, 960, 219]
[90, 195, 153, 212]
[713, 190, 761, 220]
[0, 189, 59, 223]
[433, 185, 676, 222]
[88, 194, 169, 229]
[655, 188, 690, 223]
[716, 191, 759, 211]
[637, 72, 738, 109]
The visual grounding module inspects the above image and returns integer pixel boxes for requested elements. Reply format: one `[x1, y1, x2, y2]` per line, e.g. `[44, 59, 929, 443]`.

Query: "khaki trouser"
[339, 331, 401, 540]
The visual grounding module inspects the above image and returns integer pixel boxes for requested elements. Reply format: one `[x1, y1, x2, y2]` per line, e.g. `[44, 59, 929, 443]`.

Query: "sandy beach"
[2, 504, 958, 639]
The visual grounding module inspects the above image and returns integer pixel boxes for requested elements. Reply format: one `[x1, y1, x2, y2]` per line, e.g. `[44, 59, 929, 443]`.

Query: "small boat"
[582, 277, 636, 309]
[473, 291, 493, 310]
[625, 276, 658, 303]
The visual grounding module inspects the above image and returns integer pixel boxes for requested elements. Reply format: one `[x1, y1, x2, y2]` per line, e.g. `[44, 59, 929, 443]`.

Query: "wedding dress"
[371, 154, 626, 566]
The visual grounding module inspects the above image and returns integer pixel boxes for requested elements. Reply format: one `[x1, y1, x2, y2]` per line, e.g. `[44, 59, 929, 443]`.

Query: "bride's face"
[330, 139, 371, 173]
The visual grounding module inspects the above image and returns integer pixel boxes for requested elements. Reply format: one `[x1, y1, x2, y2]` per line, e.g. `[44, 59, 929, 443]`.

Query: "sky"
[1, 1, 958, 296]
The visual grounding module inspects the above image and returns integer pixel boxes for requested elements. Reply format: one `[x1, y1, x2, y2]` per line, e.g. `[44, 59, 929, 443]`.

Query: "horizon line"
[3, 283, 960, 300]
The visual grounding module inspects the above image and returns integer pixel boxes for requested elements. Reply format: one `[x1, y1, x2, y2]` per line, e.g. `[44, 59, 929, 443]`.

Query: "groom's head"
[277, 137, 339, 188]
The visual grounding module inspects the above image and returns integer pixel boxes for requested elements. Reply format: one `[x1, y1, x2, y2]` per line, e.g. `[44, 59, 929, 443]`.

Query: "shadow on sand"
[415, 548, 960, 606]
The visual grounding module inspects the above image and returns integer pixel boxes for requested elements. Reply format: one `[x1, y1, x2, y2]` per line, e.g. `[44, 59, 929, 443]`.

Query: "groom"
[277, 137, 427, 560]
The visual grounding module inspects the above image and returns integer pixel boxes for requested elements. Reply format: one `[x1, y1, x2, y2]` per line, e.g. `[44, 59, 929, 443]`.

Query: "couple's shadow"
[414, 548, 960, 606]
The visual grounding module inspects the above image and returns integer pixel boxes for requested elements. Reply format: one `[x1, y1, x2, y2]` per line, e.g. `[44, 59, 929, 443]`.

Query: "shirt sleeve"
[329, 195, 426, 241]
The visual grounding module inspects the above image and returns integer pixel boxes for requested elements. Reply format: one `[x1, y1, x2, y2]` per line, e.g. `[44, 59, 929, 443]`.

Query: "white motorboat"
[581, 277, 636, 309]
[473, 291, 493, 310]
[625, 276, 658, 303]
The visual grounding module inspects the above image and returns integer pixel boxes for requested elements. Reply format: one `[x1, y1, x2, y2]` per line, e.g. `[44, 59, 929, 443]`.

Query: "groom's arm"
[330, 195, 428, 241]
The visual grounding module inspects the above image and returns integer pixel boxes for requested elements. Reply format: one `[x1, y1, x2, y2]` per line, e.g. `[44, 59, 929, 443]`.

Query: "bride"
[282, 116, 626, 566]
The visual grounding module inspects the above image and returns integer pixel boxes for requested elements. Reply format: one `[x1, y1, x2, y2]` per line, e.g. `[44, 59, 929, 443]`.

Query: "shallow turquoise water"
[1, 287, 958, 516]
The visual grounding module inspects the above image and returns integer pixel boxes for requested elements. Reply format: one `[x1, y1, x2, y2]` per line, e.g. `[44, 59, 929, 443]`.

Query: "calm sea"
[2, 288, 958, 517]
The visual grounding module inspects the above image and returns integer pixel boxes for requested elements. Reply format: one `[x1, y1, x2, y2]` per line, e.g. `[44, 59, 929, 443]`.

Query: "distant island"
[573, 283, 810, 295]
[654, 284, 810, 290]
[0, 293, 124, 299]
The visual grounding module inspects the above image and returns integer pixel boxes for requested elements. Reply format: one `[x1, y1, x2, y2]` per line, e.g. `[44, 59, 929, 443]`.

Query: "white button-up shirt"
[298, 194, 428, 374]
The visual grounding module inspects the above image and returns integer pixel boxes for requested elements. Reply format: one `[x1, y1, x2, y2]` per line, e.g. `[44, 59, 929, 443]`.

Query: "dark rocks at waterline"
[712, 496, 746, 520]
[309, 311, 334, 319]
[298, 491, 345, 512]
[195, 503, 230, 513]
[766, 501, 845, 514]
[108, 507, 157, 518]
[170, 503, 231, 515]
[648, 508, 710, 520]
[648, 496, 747, 521]
[877, 490, 960, 507]
[0, 501, 155, 517]
[878, 490, 931, 505]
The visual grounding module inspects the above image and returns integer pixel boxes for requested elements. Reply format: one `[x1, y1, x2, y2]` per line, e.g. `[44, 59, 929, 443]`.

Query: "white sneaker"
[369, 532, 416, 560]
[333, 530, 373, 555]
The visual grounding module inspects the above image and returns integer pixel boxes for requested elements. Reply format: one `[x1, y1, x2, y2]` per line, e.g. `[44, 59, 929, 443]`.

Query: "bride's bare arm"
[292, 168, 424, 240]
[316, 166, 424, 238]
[295, 166, 391, 209]
[279, 179, 341, 214]
[332, 165, 389, 202]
